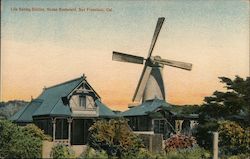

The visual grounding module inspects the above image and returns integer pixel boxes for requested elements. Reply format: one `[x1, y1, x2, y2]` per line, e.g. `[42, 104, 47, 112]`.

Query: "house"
[122, 99, 199, 139]
[11, 75, 116, 145]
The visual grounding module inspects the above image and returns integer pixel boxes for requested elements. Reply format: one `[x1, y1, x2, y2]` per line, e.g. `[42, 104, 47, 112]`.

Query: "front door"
[71, 119, 93, 145]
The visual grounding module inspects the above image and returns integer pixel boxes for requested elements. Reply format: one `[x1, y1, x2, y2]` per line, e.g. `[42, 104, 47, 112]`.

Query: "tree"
[218, 120, 250, 155]
[0, 120, 43, 158]
[196, 76, 250, 153]
[88, 119, 144, 158]
[22, 124, 52, 141]
[200, 76, 250, 125]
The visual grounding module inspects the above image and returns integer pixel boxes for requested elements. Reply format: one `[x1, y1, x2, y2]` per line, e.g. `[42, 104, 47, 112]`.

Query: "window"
[154, 119, 165, 134]
[79, 95, 86, 108]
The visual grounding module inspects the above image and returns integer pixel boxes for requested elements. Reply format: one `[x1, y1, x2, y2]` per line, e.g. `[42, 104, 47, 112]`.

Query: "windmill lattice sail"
[112, 17, 193, 103]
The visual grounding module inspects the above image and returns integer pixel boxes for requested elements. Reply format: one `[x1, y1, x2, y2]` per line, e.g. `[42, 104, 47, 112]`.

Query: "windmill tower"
[112, 17, 193, 104]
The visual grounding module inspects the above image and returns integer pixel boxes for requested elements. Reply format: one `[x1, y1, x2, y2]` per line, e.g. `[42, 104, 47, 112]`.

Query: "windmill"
[112, 17, 193, 103]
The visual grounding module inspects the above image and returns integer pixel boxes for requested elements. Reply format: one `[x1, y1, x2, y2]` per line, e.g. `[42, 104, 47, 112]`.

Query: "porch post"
[175, 120, 184, 133]
[67, 118, 73, 145]
[52, 118, 56, 141]
[151, 119, 154, 131]
[179, 120, 184, 132]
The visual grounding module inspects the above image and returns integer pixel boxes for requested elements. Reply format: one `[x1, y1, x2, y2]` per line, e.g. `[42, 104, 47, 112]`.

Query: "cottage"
[11, 75, 116, 145]
[122, 99, 199, 139]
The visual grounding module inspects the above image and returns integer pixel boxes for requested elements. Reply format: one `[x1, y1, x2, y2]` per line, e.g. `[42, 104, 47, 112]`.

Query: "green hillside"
[0, 100, 28, 119]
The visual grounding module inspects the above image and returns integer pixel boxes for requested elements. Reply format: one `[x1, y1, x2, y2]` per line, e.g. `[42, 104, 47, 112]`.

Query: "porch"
[34, 117, 94, 145]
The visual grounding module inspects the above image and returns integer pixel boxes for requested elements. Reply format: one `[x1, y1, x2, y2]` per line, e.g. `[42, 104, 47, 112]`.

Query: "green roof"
[33, 77, 83, 117]
[10, 104, 28, 121]
[11, 75, 116, 121]
[10, 99, 43, 122]
[121, 99, 172, 117]
[95, 100, 117, 117]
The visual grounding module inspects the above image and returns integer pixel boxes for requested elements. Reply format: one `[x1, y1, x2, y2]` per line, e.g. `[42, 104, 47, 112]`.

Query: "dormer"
[68, 78, 100, 117]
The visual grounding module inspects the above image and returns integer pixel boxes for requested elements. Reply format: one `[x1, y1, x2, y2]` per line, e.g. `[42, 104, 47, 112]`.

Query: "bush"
[22, 124, 52, 141]
[0, 120, 42, 158]
[225, 153, 250, 159]
[126, 147, 210, 159]
[50, 144, 75, 159]
[88, 119, 144, 158]
[196, 120, 250, 156]
[218, 120, 250, 155]
[79, 146, 108, 159]
[165, 147, 211, 159]
[136, 148, 165, 159]
[164, 134, 197, 152]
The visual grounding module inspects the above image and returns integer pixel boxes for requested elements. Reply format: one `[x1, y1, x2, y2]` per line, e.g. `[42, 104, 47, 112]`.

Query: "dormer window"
[79, 95, 86, 108]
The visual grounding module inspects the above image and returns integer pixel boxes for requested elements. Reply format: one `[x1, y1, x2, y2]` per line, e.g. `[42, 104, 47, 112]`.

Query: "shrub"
[165, 147, 211, 159]
[196, 120, 250, 156]
[218, 120, 250, 155]
[50, 144, 75, 159]
[225, 153, 250, 159]
[136, 148, 165, 159]
[79, 146, 108, 159]
[0, 120, 42, 158]
[88, 119, 144, 158]
[22, 124, 52, 141]
[164, 134, 196, 152]
[0, 119, 19, 157]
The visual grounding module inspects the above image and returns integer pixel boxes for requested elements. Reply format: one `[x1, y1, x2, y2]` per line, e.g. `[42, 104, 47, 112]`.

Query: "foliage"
[196, 76, 250, 154]
[218, 120, 250, 155]
[50, 144, 75, 159]
[0, 100, 28, 119]
[171, 104, 200, 115]
[200, 76, 250, 126]
[22, 124, 52, 141]
[0, 120, 42, 158]
[88, 119, 144, 158]
[135, 148, 166, 159]
[223, 153, 250, 159]
[165, 147, 211, 159]
[79, 146, 108, 159]
[195, 119, 219, 149]
[78, 147, 210, 159]
[164, 134, 197, 152]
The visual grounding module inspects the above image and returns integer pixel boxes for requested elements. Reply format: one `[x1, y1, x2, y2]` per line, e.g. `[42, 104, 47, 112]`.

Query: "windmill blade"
[112, 51, 144, 64]
[147, 17, 165, 58]
[133, 65, 152, 102]
[155, 58, 193, 71]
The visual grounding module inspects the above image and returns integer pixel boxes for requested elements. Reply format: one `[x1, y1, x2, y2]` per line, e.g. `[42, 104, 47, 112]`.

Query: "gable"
[122, 99, 172, 117]
[68, 82, 116, 117]
[69, 81, 100, 109]
[33, 77, 83, 117]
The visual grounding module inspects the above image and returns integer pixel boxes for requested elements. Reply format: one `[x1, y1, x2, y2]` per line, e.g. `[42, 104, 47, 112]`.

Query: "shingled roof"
[121, 99, 173, 117]
[10, 99, 42, 122]
[33, 77, 83, 117]
[11, 75, 116, 122]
